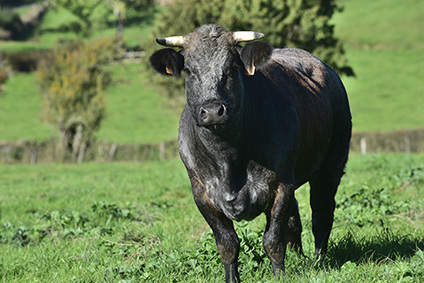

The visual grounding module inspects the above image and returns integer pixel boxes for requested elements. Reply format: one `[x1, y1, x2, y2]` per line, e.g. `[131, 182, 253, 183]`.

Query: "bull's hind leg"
[309, 173, 337, 255]
[263, 183, 295, 278]
[309, 156, 347, 255]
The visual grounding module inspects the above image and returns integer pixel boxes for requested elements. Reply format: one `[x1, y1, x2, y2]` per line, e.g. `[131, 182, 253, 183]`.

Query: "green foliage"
[50, 0, 155, 37]
[336, 187, 409, 227]
[218, 0, 354, 76]
[36, 36, 124, 160]
[49, 0, 104, 36]
[144, 0, 353, 104]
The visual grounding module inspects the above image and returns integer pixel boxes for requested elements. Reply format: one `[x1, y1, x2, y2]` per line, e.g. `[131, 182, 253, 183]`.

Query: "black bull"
[150, 24, 352, 282]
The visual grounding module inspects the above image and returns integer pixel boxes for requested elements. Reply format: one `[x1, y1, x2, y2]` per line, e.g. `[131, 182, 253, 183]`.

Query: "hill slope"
[332, 0, 423, 131]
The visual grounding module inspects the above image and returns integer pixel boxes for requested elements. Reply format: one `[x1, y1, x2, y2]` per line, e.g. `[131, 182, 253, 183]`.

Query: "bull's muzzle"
[197, 103, 228, 128]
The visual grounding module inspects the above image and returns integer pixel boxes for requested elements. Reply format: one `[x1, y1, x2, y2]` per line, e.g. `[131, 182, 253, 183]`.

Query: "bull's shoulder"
[271, 48, 323, 65]
[269, 48, 328, 80]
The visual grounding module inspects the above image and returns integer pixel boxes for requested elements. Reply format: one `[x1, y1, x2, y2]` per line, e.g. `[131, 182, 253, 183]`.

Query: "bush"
[36, 36, 124, 162]
[0, 8, 23, 40]
[0, 54, 11, 93]
[3, 49, 53, 72]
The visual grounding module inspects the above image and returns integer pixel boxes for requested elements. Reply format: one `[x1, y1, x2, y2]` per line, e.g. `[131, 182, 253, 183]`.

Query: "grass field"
[1, 2, 423, 282]
[0, 62, 179, 143]
[1, 153, 423, 282]
[97, 63, 179, 144]
[0, 73, 55, 141]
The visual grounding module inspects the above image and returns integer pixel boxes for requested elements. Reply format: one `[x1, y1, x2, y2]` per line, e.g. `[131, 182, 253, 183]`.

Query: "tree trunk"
[56, 129, 67, 162]
[117, 12, 124, 37]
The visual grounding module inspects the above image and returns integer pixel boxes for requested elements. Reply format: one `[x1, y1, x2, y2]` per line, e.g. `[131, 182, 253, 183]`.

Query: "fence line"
[350, 128, 424, 155]
[1, 129, 423, 164]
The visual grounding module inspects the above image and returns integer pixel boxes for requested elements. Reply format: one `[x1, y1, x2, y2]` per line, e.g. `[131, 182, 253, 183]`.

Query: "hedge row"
[1, 129, 423, 164]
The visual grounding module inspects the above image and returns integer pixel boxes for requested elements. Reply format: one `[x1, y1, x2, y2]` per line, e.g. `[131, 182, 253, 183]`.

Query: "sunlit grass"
[0, 154, 423, 282]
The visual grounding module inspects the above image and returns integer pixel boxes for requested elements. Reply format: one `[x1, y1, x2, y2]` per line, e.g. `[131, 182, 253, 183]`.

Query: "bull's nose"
[198, 103, 228, 126]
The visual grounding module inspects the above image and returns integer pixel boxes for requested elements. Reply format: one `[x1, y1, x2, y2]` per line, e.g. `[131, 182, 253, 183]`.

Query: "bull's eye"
[183, 67, 192, 75]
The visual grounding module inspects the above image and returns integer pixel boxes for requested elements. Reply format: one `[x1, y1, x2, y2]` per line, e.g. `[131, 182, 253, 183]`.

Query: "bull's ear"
[240, 41, 273, 76]
[149, 48, 184, 78]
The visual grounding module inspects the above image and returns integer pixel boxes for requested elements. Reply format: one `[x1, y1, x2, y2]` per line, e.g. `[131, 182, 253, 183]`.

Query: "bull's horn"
[233, 31, 265, 43]
[155, 36, 185, 47]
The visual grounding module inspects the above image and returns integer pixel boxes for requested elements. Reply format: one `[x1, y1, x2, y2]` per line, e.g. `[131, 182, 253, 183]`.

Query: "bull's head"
[150, 24, 273, 131]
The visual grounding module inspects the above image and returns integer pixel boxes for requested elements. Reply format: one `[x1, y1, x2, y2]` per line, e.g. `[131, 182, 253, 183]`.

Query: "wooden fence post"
[30, 145, 37, 165]
[109, 143, 118, 162]
[405, 136, 411, 153]
[360, 137, 367, 155]
[160, 142, 165, 161]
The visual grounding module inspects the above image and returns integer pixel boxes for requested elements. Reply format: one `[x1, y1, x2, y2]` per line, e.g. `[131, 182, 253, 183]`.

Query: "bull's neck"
[194, 118, 248, 171]
[195, 125, 249, 191]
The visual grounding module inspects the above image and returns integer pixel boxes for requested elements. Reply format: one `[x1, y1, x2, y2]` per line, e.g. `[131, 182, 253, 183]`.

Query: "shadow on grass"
[324, 224, 424, 268]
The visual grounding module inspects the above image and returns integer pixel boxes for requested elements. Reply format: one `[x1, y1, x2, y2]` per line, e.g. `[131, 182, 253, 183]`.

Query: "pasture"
[1, 0, 423, 282]
[1, 153, 423, 282]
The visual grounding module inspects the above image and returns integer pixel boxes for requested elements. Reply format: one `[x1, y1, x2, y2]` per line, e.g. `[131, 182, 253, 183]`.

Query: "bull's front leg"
[263, 183, 295, 278]
[191, 178, 240, 283]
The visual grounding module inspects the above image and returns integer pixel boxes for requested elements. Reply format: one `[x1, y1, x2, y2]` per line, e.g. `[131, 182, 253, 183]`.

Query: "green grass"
[0, 154, 423, 282]
[0, 73, 55, 141]
[332, 0, 424, 132]
[0, 63, 179, 143]
[341, 47, 423, 131]
[334, 0, 422, 48]
[97, 63, 179, 144]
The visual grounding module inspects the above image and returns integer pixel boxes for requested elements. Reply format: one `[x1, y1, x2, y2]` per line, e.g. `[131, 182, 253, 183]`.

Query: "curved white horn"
[155, 36, 185, 47]
[233, 31, 265, 43]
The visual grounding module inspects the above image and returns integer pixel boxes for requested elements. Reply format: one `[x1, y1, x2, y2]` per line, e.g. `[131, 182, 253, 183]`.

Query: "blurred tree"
[37, 36, 124, 162]
[0, 54, 11, 93]
[49, 0, 101, 36]
[50, 0, 154, 37]
[144, 0, 354, 107]
[0, 7, 23, 40]
[107, 0, 126, 37]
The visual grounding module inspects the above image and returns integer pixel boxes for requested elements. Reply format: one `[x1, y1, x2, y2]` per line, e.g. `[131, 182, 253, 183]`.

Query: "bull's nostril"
[200, 107, 208, 120]
[198, 104, 228, 127]
[218, 105, 226, 117]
